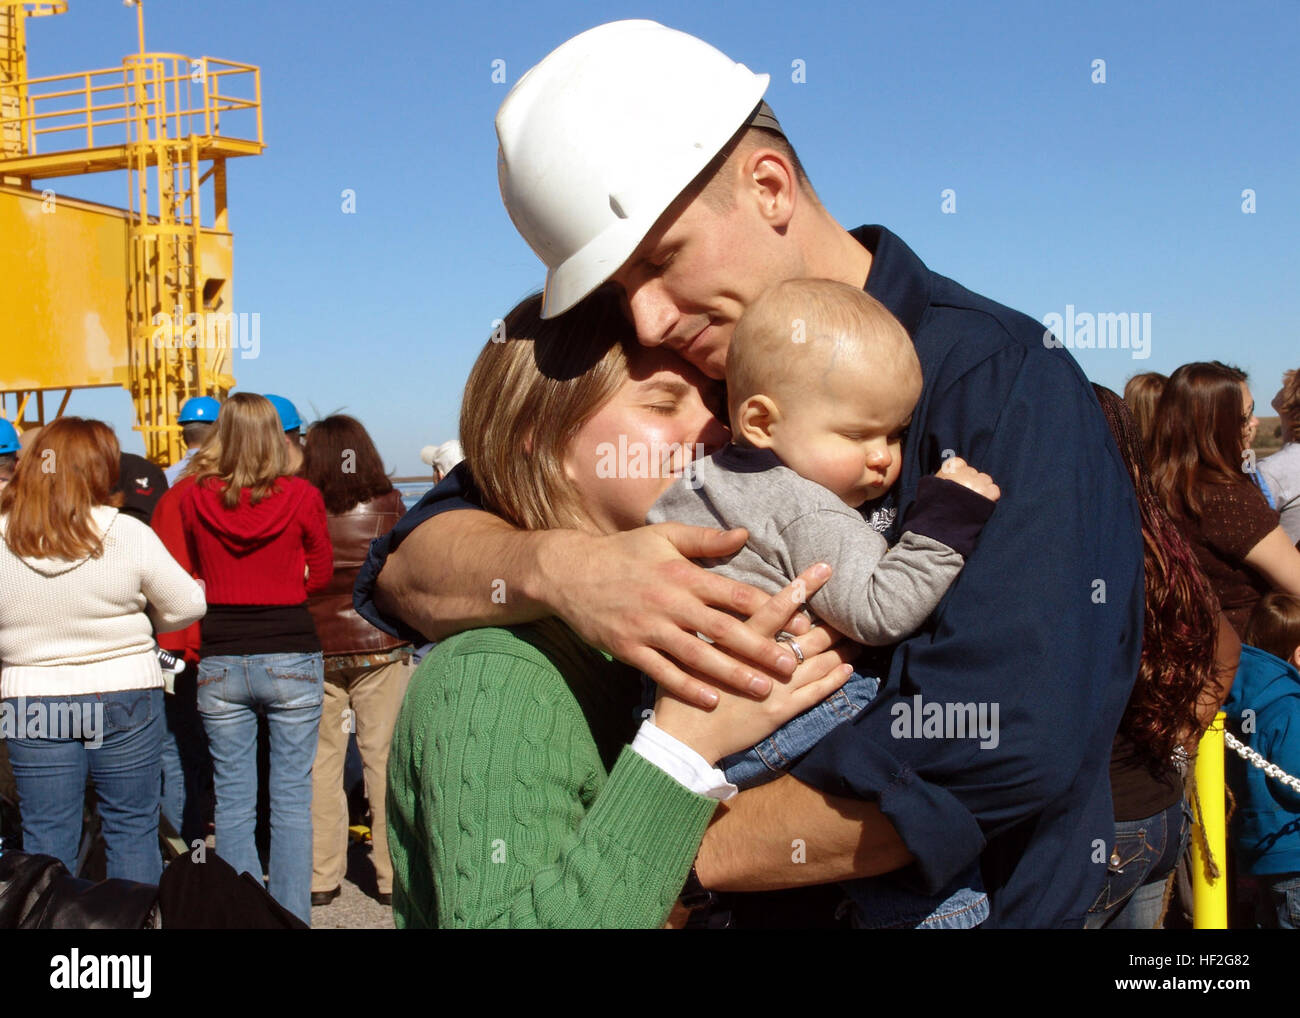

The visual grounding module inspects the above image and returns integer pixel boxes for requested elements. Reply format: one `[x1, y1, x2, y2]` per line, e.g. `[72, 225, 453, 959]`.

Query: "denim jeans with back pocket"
[5, 687, 164, 883]
[197, 652, 323, 925]
[1085, 798, 1188, 929]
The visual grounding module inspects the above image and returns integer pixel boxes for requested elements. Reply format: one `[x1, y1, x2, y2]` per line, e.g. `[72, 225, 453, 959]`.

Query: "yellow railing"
[1190, 713, 1228, 928]
[3, 53, 260, 155]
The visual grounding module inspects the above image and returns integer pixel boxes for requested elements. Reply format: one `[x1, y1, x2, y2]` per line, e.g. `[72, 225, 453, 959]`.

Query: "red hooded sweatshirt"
[152, 474, 202, 666]
[178, 476, 332, 657]
[179, 475, 332, 604]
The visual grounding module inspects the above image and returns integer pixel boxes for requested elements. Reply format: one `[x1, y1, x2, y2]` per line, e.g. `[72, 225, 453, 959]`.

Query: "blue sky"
[19, 0, 1300, 473]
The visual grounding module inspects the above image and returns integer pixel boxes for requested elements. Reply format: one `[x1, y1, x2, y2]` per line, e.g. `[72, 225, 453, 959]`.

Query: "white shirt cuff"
[631, 719, 738, 801]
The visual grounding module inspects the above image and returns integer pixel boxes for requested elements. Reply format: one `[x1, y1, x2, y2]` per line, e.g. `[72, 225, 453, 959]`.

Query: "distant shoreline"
[392, 475, 434, 484]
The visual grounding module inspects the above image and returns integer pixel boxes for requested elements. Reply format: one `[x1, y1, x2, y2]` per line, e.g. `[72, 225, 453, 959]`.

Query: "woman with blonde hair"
[387, 290, 855, 928]
[0, 417, 204, 882]
[177, 392, 332, 923]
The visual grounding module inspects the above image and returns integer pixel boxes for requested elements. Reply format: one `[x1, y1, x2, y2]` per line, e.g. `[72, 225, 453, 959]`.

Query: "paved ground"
[310, 838, 395, 930]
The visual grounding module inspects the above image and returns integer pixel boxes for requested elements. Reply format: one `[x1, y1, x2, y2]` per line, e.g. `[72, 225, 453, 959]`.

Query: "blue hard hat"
[263, 394, 302, 432]
[0, 418, 18, 455]
[178, 396, 221, 423]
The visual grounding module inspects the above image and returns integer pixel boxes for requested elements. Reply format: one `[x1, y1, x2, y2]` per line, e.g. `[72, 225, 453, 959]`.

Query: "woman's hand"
[650, 563, 857, 765]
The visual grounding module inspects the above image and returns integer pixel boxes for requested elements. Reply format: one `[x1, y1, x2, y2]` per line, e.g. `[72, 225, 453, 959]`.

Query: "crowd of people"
[0, 394, 427, 925]
[2, 20, 1300, 930]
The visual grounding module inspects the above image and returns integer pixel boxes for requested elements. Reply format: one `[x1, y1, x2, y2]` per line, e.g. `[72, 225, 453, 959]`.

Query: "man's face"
[608, 187, 787, 381]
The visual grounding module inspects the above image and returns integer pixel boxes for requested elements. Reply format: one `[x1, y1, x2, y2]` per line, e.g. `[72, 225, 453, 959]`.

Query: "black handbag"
[0, 851, 159, 929]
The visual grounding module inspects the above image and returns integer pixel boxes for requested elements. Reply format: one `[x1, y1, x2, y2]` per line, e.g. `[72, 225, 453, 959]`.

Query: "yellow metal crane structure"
[0, 0, 262, 465]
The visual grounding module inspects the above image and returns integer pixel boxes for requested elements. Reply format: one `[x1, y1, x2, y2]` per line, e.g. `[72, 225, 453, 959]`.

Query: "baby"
[647, 277, 999, 928]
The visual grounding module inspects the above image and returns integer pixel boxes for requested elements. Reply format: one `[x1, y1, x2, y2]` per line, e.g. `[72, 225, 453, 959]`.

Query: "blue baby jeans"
[645, 668, 989, 928]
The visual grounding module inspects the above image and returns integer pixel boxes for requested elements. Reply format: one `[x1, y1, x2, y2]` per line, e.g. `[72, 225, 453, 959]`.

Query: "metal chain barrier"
[1223, 731, 1300, 795]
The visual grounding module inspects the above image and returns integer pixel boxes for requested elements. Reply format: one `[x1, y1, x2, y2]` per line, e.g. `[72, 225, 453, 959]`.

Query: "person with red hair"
[1087, 388, 1237, 928]
[0, 418, 205, 882]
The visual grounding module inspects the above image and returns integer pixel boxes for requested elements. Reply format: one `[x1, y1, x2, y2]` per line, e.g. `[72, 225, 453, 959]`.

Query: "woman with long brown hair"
[1087, 388, 1238, 928]
[0, 418, 205, 882]
[303, 415, 411, 908]
[177, 392, 332, 924]
[1148, 362, 1300, 637]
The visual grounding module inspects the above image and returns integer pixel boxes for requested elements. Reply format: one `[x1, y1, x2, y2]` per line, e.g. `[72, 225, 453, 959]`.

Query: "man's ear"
[1290, 645, 1300, 672]
[741, 146, 797, 229]
[735, 394, 780, 448]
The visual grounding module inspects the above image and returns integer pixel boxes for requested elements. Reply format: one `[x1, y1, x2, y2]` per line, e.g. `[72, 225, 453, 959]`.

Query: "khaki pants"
[311, 657, 412, 895]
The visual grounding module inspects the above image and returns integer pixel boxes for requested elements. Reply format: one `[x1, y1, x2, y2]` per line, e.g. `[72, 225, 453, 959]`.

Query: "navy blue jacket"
[356, 226, 1143, 928]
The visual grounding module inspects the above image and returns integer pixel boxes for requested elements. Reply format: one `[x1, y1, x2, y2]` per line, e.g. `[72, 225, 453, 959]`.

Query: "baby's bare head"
[727, 278, 918, 422]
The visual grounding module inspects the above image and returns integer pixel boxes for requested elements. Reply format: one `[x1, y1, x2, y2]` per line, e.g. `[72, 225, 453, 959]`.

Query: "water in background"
[396, 480, 433, 511]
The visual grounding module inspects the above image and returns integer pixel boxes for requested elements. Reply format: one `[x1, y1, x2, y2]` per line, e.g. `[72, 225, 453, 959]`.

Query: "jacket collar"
[850, 225, 932, 340]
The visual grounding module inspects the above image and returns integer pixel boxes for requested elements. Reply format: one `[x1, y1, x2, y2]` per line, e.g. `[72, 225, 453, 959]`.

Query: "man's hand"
[376, 509, 832, 707]
[937, 456, 1000, 502]
[541, 522, 822, 707]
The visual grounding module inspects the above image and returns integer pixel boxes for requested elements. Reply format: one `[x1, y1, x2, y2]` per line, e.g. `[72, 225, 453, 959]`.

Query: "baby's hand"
[936, 456, 1001, 502]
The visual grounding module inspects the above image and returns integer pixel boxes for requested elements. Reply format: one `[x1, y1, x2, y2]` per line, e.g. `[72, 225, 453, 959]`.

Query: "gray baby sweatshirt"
[646, 444, 996, 645]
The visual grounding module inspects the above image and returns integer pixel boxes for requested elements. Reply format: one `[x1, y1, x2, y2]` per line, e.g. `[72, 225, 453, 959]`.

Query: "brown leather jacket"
[307, 488, 409, 655]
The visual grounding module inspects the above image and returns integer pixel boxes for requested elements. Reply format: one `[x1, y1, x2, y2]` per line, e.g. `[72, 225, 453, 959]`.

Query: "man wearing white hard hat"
[359, 20, 1141, 928]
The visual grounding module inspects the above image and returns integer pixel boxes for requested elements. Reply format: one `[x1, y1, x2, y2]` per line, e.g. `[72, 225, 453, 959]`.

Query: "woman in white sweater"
[0, 418, 205, 882]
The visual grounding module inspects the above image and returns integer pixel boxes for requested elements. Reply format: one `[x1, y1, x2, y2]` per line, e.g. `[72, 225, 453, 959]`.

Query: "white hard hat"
[496, 20, 770, 319]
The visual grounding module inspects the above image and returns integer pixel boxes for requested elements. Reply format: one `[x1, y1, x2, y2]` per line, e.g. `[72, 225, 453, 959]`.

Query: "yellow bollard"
[1190, 711, 1228, 929]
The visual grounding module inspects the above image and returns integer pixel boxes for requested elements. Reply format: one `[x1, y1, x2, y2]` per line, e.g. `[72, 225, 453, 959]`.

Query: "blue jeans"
[1085, 799, 1188, 929]
[160, 670, 210, 846]
[1257, 873, 1300, 929]
[197, 653, 323, 925]
[722, 670, 988, 929]
[847, 867, 990, 929]
[5, 688, 164, 883]
[721, 671, 881, 786]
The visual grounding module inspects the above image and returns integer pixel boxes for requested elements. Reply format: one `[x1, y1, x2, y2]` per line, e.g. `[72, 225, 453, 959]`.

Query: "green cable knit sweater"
[386, 622, 719, 928]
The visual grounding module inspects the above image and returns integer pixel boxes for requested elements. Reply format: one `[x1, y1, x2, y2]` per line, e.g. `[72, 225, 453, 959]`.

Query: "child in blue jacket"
[1224, 593, 1300, 928]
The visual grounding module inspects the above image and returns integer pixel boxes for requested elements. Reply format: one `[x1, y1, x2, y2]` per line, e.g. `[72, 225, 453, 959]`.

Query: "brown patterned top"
[1172, 480, 1279, 638]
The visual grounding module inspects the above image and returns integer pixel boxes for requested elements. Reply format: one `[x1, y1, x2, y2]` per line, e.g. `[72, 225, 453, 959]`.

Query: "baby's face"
[767, 362, 922, 508]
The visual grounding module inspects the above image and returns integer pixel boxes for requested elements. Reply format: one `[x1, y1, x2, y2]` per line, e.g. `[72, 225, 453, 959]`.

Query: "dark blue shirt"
[355, 226, 1143, 928]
